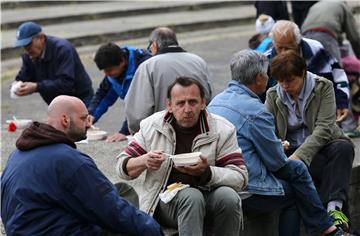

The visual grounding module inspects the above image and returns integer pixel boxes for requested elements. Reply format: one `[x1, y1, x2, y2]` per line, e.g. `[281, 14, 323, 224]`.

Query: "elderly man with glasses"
[125, 27, 213, 133]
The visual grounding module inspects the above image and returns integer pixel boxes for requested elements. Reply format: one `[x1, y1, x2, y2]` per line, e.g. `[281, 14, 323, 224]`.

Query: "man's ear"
[61, 114, 69, 128]
[152, 41, 159, 54]
[255, 73, 262, 86]
[39, 33, 46, 45]
[166, 99, 173, 113]
[201, 98, 206, 110]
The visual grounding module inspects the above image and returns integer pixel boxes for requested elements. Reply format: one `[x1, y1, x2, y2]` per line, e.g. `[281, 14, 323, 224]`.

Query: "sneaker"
[326, 227, 350, 236]
[329, 208, 350, 232]
[344, 129, 360, 138]
[334, 228, 345, 236]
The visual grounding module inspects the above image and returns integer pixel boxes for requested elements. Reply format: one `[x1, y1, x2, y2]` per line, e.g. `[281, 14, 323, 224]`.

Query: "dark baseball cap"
[14, 22, 42, 47]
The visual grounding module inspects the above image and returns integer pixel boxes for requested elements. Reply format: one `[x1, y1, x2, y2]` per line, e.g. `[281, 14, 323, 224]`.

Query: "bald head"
[149, 27, 178, 52]
[47, 95, 89, 142]
[48, 95, 85, 118]
[270, 20, 302, 54]
[152, 27, 174, 35]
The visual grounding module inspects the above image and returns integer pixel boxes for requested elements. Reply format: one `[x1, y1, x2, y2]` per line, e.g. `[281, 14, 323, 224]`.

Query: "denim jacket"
[208, 80, 288, 196]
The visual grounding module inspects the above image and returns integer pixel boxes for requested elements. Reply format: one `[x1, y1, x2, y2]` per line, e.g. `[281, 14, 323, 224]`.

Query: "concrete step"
[3, 1, 359, 62]
[1, 1, 87, 10]
[1, 3, 256, 60]
[1, 1, 251, 30]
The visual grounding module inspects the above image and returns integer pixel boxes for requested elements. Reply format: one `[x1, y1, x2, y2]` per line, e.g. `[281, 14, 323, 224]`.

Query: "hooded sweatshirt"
[1, 122, 162, 236]
[16, 121, 75, 150]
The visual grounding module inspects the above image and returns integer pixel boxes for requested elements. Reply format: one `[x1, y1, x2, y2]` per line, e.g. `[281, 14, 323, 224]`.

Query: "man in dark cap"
[88, 42, 151, 142]
[12, 21, 94, 106]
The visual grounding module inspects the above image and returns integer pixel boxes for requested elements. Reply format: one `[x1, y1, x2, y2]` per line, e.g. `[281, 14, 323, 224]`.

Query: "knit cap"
[256, 14, 275, 34]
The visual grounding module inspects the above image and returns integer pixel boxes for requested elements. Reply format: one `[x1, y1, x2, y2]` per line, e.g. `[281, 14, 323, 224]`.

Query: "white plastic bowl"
[6, 119, 32, 129]
[86, 130, 107, 141]
[170, 152, 202, 166]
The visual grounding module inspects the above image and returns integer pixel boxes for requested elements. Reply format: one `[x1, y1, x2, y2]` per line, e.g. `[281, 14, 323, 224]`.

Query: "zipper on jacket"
[148, 159, 174, 215]
[276, 98, 288, 139]
[148, 124, 177, 214]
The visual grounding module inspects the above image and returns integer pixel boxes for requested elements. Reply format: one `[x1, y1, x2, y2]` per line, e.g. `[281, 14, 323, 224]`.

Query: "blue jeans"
[243, 160, 333, 236]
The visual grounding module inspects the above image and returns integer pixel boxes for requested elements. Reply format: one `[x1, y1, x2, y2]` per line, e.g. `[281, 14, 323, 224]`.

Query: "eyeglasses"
[147, 41, 152, 51]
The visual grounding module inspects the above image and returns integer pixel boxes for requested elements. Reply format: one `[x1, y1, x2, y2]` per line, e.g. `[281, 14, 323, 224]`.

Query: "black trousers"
[255, 0, 289, 21]
[286, 139, 354, 204]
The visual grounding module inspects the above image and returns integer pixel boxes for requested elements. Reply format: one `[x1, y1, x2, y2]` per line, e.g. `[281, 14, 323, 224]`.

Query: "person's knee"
[283, 160, 316, 185]
[175, 188, 205, 234]
[207, 187, 241, 235]
[287, 160, 308, 176]
[114, 182, 139, 207]
[114, 182, 133, 192]
[211, 186, 241, 211]
[178, 187, 205, 211]
[334, 140, 354, 161]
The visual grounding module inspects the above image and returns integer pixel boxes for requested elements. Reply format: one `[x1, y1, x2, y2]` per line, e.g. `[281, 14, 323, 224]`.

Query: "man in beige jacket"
[117, 76, 248, 236]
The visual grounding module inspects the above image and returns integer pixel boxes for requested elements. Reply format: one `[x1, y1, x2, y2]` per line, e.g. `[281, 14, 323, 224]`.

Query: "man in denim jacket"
[208, 50, 343, 236]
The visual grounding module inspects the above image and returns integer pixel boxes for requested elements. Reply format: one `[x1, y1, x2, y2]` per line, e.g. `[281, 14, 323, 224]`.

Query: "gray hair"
[149, 27, 179, 49]
[269, 20, 302, 44]
[230, 50, 269, 85]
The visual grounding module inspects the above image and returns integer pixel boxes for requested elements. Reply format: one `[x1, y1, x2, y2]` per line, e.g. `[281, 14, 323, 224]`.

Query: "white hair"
[269, 20, 302, 44]
[230, 50, 269, 85]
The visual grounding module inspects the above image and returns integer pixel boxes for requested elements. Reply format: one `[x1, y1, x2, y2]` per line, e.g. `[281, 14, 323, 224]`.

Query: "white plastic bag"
[159, 183, 190, 204]
[10, 81, 23, 99]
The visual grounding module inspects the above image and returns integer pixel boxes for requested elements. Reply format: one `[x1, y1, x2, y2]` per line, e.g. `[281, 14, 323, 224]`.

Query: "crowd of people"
[2, 1, 360, 235]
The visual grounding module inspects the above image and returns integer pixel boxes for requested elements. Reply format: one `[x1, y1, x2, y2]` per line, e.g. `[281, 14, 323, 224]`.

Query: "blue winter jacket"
[1, 122, 162, 236]
[88, 46, 151, 134]
[15, 36, 94, 105]
[208, 80, 287, 195]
